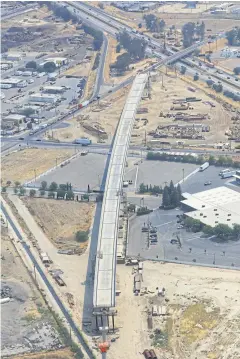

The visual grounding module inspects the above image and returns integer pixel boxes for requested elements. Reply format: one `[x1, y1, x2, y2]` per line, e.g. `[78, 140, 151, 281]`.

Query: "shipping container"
[143, 350, 152, 359]
[149, 349, 157, 359]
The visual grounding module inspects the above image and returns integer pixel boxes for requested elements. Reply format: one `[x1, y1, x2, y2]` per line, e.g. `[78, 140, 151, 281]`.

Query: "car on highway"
[19, 137, 24, 140]
[150, 234, 157, 239]
[108, 90, 113, 93]
[204, 181, 212, 186]
[36, 139, 41, 141]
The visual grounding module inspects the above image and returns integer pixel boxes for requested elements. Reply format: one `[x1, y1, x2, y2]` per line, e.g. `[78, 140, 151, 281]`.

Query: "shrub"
[75, 230, 89, 243]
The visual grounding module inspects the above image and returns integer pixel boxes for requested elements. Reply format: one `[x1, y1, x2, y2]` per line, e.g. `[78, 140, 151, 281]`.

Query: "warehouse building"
[29, 93, 58, 103]
[1, 78, 27, 88]
[3, 114, 26, 123]
[3, 53, 22, 61]
[43, 86, 65, 94]
[181, 187, 240, 228]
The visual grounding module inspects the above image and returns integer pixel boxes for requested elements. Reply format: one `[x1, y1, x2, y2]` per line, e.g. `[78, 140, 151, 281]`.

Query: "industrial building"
[181, 187, 240, 228]
[43, 86, 65, 94]
[2, 53, 22, 61]
[1, 78, 27, 88]
[40, 57, 68, 68]
[3, 114, 26, 123]
[29, 93, 58, 103]
[233, 170, 240, 185]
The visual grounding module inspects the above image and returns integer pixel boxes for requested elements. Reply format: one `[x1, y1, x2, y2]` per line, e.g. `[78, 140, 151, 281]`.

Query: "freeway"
[69, 1, 239, 91]
[1, 4, 39, 20]
[1, 137, 240, 157]
[1, 200, 95, 359]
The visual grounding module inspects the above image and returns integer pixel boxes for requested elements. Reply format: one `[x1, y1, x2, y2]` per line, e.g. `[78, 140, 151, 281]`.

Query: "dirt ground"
[51, 86, 130, 143]
[1, 148, 75, 185]
[108, 261, 240, 359]
[21, 197, 95, 252]
[130, 69, 234, 147]
[1, 234, 63, 357]
[12, 348, 75, 359]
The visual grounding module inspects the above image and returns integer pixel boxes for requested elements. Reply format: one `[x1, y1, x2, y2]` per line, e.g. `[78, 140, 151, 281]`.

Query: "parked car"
[204, 181, 212, 186]
[170, 239, 178, 244]
[177, 225, 183, 229]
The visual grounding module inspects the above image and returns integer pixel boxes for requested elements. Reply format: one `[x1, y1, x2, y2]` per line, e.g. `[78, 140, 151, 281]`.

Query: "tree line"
[147, 152, 240, 169]
[182, 21, 205, 48]
[226, 27, 240, 46]
[143, 14, 165, 33]
[82, 25, 103, 51]
[162, 181, 182, 209]
[139, 183, 163, 195]
[111, 31, 146, 72]
[184, 217, 240, 241]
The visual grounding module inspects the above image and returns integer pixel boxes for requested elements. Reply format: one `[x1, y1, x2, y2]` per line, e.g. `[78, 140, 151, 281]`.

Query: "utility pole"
[144, 130, 147, 146]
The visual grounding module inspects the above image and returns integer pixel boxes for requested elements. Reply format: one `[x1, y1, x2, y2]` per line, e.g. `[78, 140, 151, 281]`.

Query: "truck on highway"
[199, 162, 209, 172]
[73, 138, 92, 146]
[221, 170, 235, 179]
[79, 100, 89, 109]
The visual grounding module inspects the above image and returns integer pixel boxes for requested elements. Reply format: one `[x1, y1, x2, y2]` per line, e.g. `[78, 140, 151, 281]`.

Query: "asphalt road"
[1, 201, 95, 359]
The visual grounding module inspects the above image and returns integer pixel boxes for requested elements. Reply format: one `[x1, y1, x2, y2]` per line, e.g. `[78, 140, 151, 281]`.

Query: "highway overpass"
[93, 73, 148, 310]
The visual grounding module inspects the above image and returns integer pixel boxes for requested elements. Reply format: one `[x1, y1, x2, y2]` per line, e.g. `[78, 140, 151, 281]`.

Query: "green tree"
[19, 187, 26, 196]
[138, 23, 142, 29]
[66, 190, 74, 200]
[48, 191, 55, 198]
[14, 188, 18, 194]
[180, 65, 187, 74]
[14, 181, 21, 187]
[144, 14, 158, 32]
[40, 181, 48, 190]
[1, 187, 7, 193]
[111, 53, 131, 71]
[82, 194, 89, 202]
[49, 182, 58, 191]
[171, 189, 179, 207]
[75, 230, 89, 243]
[193, 73, 199, 81]
[116, 44, 121, 53]
[25, 61, 37, 69]
[128, 203, 136, 212]
[27, 122, 33, 129]
[139, 183, 147, 193]
[206, 79, 214, 87]
[29, 189, 36, 197]
[169, 180, 175, 194]
[208, 155, 215, 165]
[59, 184, 68, 191]
[213, 83, 223, 93]
[214, 224, 233, 240]
[98, 2, 104, 9]
[232, 224, 240, 240]
[40, 190, 45, 196]
[162, 186, 170, 207]
[203, 225, 214, 236]
[182, 22, 195, 48]
[6, 180, 11, 186]
[233, 67, 240, 75]
[43, 61, 56, 73]
[57, 189, 66, 199]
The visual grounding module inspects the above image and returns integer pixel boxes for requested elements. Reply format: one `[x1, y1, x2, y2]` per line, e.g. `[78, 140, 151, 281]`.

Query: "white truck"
[199, 162, 209, 172]
[73, 138, 92, 146]
[221, 170, 235, 179]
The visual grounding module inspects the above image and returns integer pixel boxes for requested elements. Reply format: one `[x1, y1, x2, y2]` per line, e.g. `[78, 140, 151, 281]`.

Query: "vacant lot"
[109, 261, 240, 359]
[22, 197, 95, 253]
[1, 148, 75, 184]
[12, 348, 76, 359]
[131, 70, 233, 147]
[1, 235, 63, 357]
[52, 86, 129, 143]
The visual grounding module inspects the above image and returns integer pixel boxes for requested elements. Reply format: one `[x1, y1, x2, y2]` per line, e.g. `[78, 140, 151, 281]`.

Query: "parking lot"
[128, 206, 240, 268]
[31, 152, 107, 191]
[127, 161, 240, 268]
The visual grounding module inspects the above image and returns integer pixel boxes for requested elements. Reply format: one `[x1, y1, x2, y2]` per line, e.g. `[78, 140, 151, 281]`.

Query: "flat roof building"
[43, 86, 65, 94]
[1, 78, 23, 85]
[29, 93, 58, 103]
[181, 187, 240, 228]
[4, 114, 26, 122]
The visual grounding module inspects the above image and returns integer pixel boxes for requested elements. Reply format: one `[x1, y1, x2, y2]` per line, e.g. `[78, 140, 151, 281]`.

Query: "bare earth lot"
[1, 148, 75, 184]
[1, 234, 63, 357]
[22, 197, 95, 253]
[110, 261, 240, 359]
[132, 71, 233, 146]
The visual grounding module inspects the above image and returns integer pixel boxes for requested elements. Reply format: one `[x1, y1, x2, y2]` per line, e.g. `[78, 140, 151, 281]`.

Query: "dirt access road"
[108, 261, 240, 359]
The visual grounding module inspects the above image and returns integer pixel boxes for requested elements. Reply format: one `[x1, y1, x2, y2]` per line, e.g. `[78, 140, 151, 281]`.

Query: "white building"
[4, 114, 26, 123]
[43, 86, 65, 94]
[181, 187, 240, 228]
[221, 47, 240, 58]
[29, 93, 58, 103]
[1, 78, 27, 88]
[40, 57, 68, 68]
[3, 53, 22, 61]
